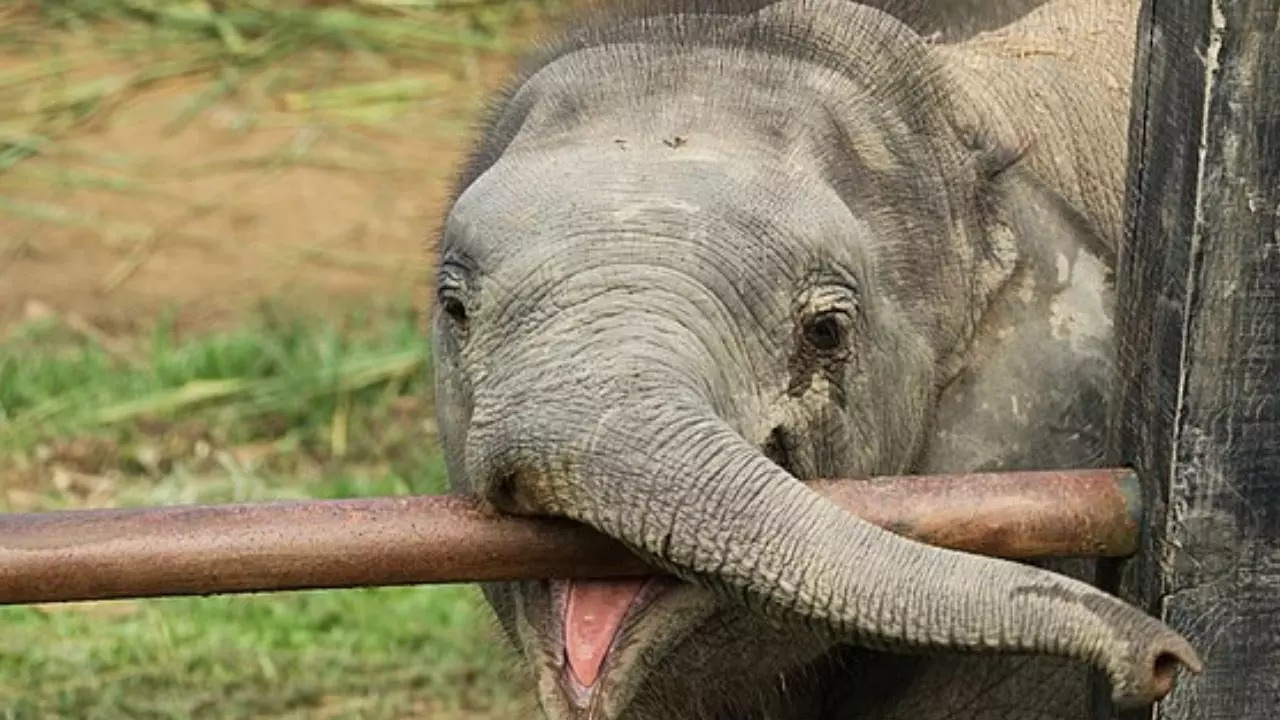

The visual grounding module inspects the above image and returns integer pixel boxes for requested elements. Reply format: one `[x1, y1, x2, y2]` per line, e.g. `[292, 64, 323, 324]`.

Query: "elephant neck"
[931, 0, 1139, 256]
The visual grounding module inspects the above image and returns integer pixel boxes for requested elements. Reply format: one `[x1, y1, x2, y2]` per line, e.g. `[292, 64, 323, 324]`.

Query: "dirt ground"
[0, 24, 532, 335]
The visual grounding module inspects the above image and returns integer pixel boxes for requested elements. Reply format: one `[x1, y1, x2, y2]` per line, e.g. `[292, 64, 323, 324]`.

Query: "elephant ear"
[923, 146, 1119, 475]
[986, 153, 1118, 272]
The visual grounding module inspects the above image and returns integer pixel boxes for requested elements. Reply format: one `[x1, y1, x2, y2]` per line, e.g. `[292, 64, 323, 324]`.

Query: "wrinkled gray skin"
[431, 1, 1203, 718]
[863, 0, 1048, 40]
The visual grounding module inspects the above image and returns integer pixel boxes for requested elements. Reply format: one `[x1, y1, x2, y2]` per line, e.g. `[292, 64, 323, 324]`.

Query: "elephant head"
[431, 1, 1200, 718]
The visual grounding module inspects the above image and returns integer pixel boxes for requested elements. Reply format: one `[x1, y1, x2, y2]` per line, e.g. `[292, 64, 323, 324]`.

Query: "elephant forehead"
[444, 146, 869, 279]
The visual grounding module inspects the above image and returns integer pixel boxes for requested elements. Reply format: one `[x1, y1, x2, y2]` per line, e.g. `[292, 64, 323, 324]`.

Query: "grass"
[0, 585, 522, 719]
[0, 302, 532, 719]
[0, 2, 560, 716]
[0, 300, 431, 463]
[0, 0, 542, 143]
[0, 0, 558, 224]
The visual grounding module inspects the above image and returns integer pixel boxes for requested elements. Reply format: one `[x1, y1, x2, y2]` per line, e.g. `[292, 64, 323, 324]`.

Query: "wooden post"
[1103, 0, 1280, 717]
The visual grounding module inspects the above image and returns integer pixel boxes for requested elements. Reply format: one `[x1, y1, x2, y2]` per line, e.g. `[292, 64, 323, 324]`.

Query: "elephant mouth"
[542, 430, 803, 716]
[551, 575, 680, 711]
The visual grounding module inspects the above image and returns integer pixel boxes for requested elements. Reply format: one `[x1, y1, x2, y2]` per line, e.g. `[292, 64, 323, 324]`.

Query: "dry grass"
[0, 0, 563, 330]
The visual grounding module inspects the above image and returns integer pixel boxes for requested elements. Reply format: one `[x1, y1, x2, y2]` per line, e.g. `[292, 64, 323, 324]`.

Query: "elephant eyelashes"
[796, 283, 859, 355]
[437, 262, 472, 335]
[795, 276, 860, 356]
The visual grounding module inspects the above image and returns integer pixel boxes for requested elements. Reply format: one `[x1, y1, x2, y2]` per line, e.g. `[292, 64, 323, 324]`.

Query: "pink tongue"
[564, 579, 649, 688]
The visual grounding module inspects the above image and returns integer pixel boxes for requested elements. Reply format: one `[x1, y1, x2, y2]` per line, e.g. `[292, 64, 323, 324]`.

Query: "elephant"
[852, 0, 1052, 40]
[429, 0, 1204, 718]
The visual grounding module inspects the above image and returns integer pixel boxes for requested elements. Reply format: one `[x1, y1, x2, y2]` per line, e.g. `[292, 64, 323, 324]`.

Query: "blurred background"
[0, 2, 562, 717]
[0, 0, 1048, 718]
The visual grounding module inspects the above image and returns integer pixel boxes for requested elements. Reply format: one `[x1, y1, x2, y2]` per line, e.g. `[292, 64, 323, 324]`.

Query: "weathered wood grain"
[1102, 0, 1280, 717]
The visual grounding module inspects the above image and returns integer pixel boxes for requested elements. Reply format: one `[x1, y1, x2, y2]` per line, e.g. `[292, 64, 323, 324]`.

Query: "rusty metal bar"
[0, 467, 1140, 606]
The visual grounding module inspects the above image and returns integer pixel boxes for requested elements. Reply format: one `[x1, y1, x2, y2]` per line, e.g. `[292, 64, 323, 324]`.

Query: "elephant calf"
[430, 0, 1202, 718]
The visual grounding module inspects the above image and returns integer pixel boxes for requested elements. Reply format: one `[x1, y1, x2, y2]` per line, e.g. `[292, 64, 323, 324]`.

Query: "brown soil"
[0, 26, 534, 335]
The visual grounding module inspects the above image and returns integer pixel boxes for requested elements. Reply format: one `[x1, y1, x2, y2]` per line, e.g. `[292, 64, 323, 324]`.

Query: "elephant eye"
[441, 294, 468, 326]
[803, 310, 847, 352]
[436, 262, 472, 333]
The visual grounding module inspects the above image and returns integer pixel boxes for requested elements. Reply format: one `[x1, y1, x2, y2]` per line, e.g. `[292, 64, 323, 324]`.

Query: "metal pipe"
[0, 468, 1141, 605]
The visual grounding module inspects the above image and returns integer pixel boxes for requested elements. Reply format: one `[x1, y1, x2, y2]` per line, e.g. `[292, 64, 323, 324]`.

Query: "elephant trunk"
[465, 382, 1199, 709]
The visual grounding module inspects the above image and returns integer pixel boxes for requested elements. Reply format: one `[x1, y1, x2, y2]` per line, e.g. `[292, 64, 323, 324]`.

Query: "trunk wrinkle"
[472, 393, 1200, 709]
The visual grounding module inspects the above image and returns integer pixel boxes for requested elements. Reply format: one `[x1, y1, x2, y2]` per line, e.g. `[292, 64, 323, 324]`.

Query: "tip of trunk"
[1110, 627, 1203, 709]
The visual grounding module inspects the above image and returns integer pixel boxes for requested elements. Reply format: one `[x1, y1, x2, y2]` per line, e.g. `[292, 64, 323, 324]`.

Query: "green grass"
[0, 572, 525, 720]
[0, 300, 431, 462]
[0, 302, 531, 719]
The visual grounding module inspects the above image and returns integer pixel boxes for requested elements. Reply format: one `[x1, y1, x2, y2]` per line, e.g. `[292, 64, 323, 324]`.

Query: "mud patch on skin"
[1047, 249, 1113, 350]
[1010, 583, 1084, 604]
